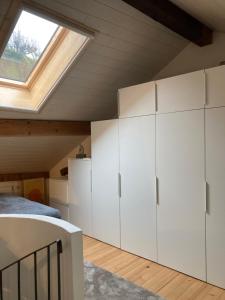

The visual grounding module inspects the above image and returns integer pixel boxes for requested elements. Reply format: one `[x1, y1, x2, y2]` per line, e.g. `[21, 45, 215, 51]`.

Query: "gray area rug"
[84, 261, 165, 300]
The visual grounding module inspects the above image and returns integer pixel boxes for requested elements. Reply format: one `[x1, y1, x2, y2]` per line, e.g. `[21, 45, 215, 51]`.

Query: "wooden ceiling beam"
[123, 0, 213, 46]
[0, 172, 49, 182]
[0, 119, 91, 136]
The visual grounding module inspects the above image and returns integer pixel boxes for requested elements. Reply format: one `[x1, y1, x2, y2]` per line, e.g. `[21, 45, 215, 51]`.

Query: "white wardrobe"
[90, 65, 225, 289]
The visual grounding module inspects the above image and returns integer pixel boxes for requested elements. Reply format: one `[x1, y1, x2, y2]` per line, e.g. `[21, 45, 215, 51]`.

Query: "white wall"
[155, 32, 225, 80]
[50, 137, 91, 178]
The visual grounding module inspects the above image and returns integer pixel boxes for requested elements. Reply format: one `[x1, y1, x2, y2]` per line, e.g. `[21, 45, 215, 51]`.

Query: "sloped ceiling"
[0, 136, 86, 173]
[0, 0, 188, 121]
[0, 0, 214, 174]
[170, 0, 225, 32]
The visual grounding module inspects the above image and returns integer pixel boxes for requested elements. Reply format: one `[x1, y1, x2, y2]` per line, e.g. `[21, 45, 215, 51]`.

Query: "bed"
[0, 194, 61, 219]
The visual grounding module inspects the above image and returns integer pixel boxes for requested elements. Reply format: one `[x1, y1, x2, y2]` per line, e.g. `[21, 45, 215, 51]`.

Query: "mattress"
[0, 194, 61, 219]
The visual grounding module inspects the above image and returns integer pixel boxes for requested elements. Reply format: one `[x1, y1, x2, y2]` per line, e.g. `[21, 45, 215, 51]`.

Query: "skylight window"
[0, 10, 59, 83]
[0, 5, 93, 112]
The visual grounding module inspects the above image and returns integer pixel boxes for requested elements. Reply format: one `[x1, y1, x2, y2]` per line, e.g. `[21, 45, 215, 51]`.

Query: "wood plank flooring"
[83, 235, 225, 300]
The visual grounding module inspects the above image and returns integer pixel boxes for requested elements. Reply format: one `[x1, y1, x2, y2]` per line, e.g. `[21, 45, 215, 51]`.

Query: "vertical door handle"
[204, 181, 208, 214]
[155, 82, 158, 112]
[204, 70, 208, 106]
[156, 176, 159, 205]
[90, 170, 92, 192]
[118, 173, 122, 198]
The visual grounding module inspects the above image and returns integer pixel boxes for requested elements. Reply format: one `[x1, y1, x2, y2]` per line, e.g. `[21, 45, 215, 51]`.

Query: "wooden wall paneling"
[0, 120, 91, 136]
[0, 172, 49, 182]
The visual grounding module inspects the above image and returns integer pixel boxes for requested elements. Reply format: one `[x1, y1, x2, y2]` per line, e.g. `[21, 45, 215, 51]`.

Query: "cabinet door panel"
[68, 159, 92, 236]
[156, 110, 206, 280]
[118, 82, 155, 118]
[206, 107, 225, 289]
[119, 116, 157, 260]
[205, 65, 225, 108]
[91, 120, 120, 247]
[156, 71, 205, 113]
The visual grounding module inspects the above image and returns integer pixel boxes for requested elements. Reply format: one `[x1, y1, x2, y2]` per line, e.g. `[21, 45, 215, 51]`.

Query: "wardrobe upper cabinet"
[91, 120, 120, 247]
[206, 107, 225, 289]
[118, 82, 156, 118]
[205, 65, 225, 108]
[156, 70, 205, 113]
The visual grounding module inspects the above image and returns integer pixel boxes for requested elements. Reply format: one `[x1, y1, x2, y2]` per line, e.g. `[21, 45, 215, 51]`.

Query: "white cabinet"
[156, 70, 205, 113]
[206, 107, 225, 289]
[119, 116, 157, 260]
[68, 159, 92, 236]
[50, 200, 69, 221]
[49, 178, 69, 221]
[91, 120, 120, 247]
[156, 110, 206, 280]
[118, 82, 155, 118]
[205, 65, 225, 108]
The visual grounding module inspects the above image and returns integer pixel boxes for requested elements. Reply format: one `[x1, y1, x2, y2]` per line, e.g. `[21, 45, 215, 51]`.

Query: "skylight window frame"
[0, 11, 66, 89]
[25, 26, 68, 89]
[0, 1, 95, 113]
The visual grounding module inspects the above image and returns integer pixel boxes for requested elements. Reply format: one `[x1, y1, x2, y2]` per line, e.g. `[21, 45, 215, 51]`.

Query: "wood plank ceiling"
[0, 0, 188, 121]
[0, 0, 215, 175]
[0, 136, 87, 174]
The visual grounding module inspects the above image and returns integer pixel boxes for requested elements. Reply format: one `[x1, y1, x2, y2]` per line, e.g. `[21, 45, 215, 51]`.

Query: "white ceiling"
[170, 0, 225, 32]
[0, 0, 188, 121]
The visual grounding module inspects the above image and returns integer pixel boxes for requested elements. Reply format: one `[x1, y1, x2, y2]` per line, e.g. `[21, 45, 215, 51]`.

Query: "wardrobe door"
[156, 70, 205, 113]
[119, 116, 157, 260]
[156, 110, 206, 280]
[118, 81, 156, 118]
[68, 159, 92, 236]
[206, 107, 225, 289]
[205, 65, 225, 108]
[91, 120, 120, 247]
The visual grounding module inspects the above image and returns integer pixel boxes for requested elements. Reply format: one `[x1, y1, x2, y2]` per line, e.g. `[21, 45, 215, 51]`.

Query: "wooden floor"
[83, 235, 225, 300]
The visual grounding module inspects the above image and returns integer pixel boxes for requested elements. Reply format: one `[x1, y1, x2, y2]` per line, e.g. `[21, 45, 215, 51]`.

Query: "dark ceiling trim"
[0, 119, 91, 136]
[123, 0, 213, 46]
